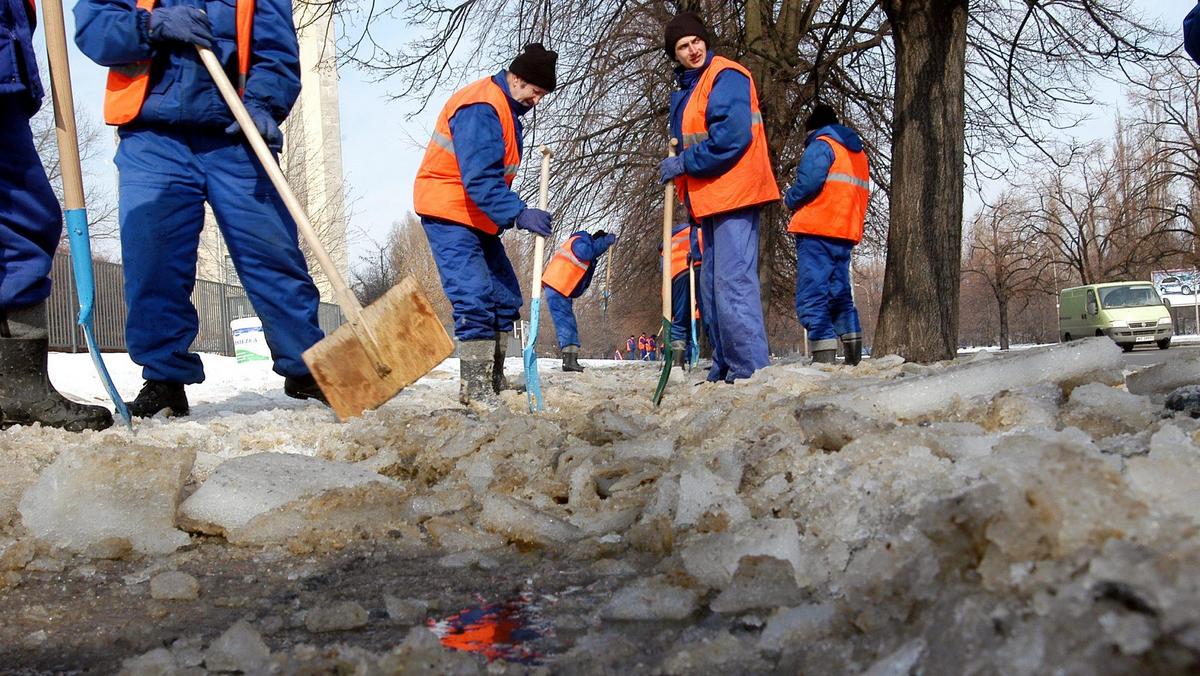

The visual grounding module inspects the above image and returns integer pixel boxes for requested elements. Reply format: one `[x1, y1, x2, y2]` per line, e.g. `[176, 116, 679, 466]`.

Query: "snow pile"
[5, 340, 1200, 672]
[19, 443, 194, 555]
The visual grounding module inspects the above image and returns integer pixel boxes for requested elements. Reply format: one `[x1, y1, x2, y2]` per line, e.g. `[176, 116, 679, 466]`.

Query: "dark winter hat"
[804, 103, 839, 131]
[510, 43, 558, 92]
[664, 12, 711, 59]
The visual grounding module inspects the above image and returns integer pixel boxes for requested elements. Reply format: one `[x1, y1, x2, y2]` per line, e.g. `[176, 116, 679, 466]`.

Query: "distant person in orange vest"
[0, 0, 113, 431]
[75, 0, 329, 417]
[412, 44, 557, 404]
[647, 334, 658, 361]
[542, 230, 617, 372]
[626, 335, 636, 358]
[659, 222, 704, 367]
[638, 333, 649, 360]
[659, 12, 777, 383]
[784, 104, 868, 365]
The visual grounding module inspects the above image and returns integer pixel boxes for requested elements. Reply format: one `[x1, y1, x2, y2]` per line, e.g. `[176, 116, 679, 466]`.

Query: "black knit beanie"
[509, 43, 558, 92]
[664, 12, 710, 60]
[804, 104, 839, 131]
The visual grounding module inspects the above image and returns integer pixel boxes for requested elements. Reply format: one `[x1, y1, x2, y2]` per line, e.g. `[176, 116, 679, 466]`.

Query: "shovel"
[196, 47, 453, 420]
[652, 140, 678, 406]
[523, 146, 553, 413]
[42, 0, 132, 429]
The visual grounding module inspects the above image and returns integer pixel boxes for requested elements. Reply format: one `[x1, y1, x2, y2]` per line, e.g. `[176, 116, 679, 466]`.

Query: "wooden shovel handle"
[40, 0, 84, 209]
[196, 46, 389, 376]
[662, 139, 678, 322]
[529, 146, 553, 302]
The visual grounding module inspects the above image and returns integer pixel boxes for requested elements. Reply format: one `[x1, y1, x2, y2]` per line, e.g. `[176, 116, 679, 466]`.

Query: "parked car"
[1158, 276, 1193, 296]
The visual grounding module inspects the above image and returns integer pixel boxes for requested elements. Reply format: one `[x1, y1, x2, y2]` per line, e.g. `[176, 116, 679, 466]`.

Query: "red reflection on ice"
[427, 593, 549, 664]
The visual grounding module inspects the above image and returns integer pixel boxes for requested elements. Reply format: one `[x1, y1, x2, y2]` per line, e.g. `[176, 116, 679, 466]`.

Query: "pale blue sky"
[35, 0, 1183, 266]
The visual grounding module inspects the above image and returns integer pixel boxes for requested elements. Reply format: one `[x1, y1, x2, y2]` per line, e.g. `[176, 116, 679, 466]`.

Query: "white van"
[1059, 282, 1173, 351]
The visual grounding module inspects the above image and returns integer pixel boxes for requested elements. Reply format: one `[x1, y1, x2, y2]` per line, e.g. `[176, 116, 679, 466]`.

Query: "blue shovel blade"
[66, 208, 132, 429]
[523, 298, 544, 413]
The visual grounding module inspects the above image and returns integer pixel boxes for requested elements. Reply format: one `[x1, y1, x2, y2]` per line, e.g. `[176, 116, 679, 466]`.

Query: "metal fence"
[46, 253, 344, 355]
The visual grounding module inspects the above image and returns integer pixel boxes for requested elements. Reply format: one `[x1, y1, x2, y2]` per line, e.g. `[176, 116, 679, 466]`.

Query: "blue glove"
[514, 208, 553, 237]
[225, 107, 284, 153]
[148, 6, 213, 48]
[658, 156, 685, 184]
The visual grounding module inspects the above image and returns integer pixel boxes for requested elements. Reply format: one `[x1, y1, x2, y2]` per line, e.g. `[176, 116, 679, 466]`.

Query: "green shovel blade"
[652, 317, 673, 406]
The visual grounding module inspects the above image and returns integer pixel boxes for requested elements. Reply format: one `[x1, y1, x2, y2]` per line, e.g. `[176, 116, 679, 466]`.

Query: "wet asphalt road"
[1120, 342, 1200, 369]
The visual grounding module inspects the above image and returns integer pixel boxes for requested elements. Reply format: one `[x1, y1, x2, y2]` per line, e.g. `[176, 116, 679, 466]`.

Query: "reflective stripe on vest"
[413, 77, 521, 234]
[103, 0, 256, 125]
[787, 135, 870, 243]
[542, 235, 590, 296]
[675, 56, 779, 219]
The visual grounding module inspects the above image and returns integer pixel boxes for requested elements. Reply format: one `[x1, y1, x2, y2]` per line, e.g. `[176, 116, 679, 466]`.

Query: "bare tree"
[28, 91, 120, 255]
[962, 192, 1049, 350]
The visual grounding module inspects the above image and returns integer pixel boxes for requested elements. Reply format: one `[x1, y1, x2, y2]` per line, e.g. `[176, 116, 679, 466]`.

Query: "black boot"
[459, 339, 497, 405]
[561, 345, 584, 372]
[841, 334, 863, 366]
[126, 380, 189, 418]
[284, 373, 330, 406]
[0, 336, 114, 432]
[492, 332, 524, 393]
[811, 349, 837, 364]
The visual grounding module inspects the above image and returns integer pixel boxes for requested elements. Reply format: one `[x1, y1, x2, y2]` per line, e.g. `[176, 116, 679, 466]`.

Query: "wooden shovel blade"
[302, 276, 454, 420]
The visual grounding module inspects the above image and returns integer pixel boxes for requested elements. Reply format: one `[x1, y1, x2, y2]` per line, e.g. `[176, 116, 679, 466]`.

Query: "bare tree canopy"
[326, 0, 1170, 360]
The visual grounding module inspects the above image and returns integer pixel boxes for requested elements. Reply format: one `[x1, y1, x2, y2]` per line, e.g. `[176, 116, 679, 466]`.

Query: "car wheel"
[1184, 286, 1193, 295]
[1063, 333, 1072, 342]
[1158, 338, 1172, 350]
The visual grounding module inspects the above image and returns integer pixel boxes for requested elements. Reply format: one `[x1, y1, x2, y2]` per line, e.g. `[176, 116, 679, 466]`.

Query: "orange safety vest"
[542, 235, 589, 296]
[662, 228, 691, 279]
[676, 56, 779, 219]
[104, 0, 255, 125]
[413, 77, 521, 234]
[787, 135, 869, 243]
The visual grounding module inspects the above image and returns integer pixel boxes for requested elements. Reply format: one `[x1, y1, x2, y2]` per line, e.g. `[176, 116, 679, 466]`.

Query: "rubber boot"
[841, 335, 863, 366]
[126, 380, 190, 418]
[672, 340, 686, 368]
[561, 345, 585, 372]
[811, 349, 837, 364]
[284, 373, 330, 406]
[492, 331, 524, 393]
[0, 305, 114, 432]
[459, 339, 497, 405]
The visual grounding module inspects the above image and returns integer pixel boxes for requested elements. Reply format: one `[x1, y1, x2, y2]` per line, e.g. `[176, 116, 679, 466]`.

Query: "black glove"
[593, 229, 607, 239]
[148, 6, 213, 48]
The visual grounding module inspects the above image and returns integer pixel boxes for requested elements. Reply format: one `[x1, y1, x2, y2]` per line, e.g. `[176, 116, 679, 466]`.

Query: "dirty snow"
[0, 337, 1199, 672]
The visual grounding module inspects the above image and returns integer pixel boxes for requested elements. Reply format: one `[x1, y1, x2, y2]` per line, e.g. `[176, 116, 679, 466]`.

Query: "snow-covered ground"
[2, 340, 1200, 673]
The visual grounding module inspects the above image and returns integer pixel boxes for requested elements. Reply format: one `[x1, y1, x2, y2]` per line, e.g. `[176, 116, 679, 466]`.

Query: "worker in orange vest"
[0, 0, 113, 431]
[784, 104, 869, 365]
[74, 0, 330, 416]
[412, 43, 558, 404]
[659, 12, 777, 383]
[637, 333, 649, 360]
[542, 230, 617, 372]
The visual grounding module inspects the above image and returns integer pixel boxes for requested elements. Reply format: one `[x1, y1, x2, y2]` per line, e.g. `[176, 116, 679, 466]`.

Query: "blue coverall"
[1, 0, 60, 312]
[74, 0, 323, 384]
[669, 52, 771, 382]
[1187, 3, 1200, 65]
[783, 124, 864, 351]
[543, 231, 616, 350]
[422, 71, 529, 342]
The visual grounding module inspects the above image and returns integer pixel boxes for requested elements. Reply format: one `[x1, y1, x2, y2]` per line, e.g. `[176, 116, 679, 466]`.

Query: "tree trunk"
[998, 293, 1010, 350]
[873, 0, 968, 362]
